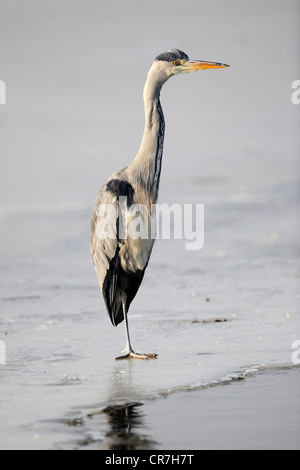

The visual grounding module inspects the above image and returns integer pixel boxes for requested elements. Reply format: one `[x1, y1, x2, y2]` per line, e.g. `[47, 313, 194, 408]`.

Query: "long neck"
[128, 65, 166, 206]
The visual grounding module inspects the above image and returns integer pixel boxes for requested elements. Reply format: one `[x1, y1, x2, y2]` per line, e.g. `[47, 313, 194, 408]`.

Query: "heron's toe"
[115, 351, 157, 360]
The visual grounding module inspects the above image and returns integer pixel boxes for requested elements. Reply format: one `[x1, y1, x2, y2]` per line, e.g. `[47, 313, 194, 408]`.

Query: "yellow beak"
[185, 60, 230, 71]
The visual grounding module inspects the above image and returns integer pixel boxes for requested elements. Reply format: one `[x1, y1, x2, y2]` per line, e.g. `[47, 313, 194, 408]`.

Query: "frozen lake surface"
[0, 0, 299, 450]
[0, 180, 299, 449]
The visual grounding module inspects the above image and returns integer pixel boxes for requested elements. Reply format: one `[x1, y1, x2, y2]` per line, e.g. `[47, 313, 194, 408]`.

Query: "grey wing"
[90, 184, 124, 326]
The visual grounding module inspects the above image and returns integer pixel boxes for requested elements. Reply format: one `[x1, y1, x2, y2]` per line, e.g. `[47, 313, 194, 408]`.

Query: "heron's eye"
[173, 60, 179, 66]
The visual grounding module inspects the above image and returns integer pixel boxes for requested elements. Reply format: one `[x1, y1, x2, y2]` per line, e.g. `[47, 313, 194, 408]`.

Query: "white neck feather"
[128, 62, 169, 204]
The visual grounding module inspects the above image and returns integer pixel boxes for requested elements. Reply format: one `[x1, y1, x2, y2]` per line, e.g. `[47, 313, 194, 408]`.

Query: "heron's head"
[153, 48, 229, 80]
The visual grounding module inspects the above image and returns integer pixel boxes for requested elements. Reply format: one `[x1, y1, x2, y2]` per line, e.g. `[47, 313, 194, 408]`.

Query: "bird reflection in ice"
[88, 401, 157, 450]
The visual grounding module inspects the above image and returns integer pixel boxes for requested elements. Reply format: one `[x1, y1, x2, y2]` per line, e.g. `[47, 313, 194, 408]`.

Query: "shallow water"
[0, 0, 300, 450]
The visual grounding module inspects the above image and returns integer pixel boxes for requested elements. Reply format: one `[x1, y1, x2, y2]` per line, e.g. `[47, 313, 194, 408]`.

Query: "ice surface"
[0, 0, 299, 450]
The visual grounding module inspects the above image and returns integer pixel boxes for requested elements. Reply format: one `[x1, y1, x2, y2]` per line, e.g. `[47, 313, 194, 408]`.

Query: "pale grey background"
[0, 0, 299, 450]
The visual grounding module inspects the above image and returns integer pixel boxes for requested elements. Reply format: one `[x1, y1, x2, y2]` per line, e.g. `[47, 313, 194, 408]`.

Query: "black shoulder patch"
[106, 179, 134, 202]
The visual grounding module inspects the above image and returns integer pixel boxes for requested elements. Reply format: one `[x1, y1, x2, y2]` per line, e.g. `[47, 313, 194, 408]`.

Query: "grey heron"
[91, 49, 229, 360]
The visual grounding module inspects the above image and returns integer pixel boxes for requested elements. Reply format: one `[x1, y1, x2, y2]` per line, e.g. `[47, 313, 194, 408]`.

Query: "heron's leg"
[123, 302, 134, 354]
[115, 301, 157, 360]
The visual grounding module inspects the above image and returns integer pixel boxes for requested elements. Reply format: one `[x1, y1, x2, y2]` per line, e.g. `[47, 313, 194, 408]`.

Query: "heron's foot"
[115, 351, 158, 360]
